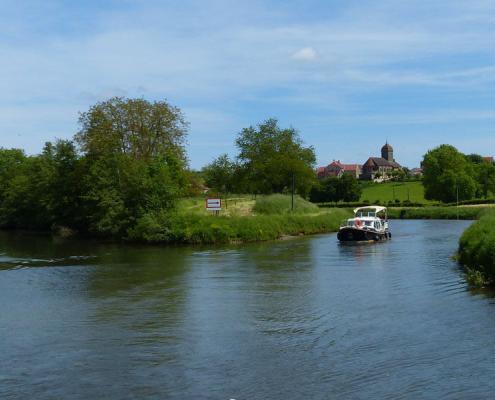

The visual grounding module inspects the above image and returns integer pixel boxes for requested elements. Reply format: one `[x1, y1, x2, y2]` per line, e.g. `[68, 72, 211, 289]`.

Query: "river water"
[1, 220, 495, 399]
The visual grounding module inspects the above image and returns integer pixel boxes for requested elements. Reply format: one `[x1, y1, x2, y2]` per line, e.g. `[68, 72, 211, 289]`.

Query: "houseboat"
[337, 206, 391, 243]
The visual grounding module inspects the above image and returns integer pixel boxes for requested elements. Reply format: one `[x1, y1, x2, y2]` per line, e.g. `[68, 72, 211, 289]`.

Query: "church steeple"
[381, 142, 394, 161]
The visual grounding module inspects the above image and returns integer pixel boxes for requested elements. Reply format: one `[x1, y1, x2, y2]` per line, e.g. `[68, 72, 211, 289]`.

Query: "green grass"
[128, 194, 349, 244]
[253, 194, 319, 215]
[128, 208, 351, 244]
[458, 209, 495, 286]
[387, 206, 493, 220]
[360, 181, 432, 204]
[178, 195, 255, 216]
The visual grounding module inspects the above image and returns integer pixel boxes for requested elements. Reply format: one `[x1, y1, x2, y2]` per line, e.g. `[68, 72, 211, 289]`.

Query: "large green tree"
[75, 97, 188, 236]
[422, 145, 478, 202]
[235, 118, 316, 195]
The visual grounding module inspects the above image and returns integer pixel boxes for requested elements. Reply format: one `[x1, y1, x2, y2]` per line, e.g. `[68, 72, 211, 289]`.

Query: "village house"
[317, 160, 362, 179]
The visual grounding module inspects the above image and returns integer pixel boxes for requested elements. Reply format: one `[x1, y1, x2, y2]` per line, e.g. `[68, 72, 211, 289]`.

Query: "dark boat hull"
[337, 227, 390, 242]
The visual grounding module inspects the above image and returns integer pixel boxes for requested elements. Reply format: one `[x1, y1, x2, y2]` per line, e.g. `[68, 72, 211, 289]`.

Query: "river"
[1, 220, 495, 399]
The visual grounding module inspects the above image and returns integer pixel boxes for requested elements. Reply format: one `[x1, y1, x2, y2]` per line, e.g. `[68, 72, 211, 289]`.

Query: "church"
[361, 142, 402, 180]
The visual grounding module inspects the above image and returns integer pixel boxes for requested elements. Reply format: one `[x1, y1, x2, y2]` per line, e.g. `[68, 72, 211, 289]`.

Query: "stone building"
[361, 142, 402, 181]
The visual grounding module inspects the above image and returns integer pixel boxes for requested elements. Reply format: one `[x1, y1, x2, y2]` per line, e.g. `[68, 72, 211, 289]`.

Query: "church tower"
[381, 142, 394, 162]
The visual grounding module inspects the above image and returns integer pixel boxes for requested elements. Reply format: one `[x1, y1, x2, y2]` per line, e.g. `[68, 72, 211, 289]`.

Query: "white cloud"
[291, 47, 318, 61]
[0, 0, 494, 167]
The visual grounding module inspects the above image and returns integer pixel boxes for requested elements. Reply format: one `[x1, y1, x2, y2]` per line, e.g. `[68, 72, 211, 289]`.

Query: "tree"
[76, 97, 189, 236]
[38, 140, 83, 228]
[422, 145, 478, 202]
[76, 97, 188, 179]
[202, 154, 236, 194]
[338, 174, 362, 202]
[235, 118, 316, 195]
[309, 175, 361, 203]
[474, 159, 495, 198]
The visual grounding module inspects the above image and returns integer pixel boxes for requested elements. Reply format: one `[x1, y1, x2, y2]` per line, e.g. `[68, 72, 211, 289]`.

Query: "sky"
[0, 0, 494, 169]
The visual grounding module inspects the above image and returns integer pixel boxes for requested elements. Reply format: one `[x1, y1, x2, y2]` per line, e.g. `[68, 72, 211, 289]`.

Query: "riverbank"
[458, 209, 495, 287]
[387, 205, 494, 220]
[128, 208, 351, 244]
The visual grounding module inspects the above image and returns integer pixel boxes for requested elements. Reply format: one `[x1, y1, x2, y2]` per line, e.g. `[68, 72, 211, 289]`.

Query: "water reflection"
[3, 221, 495, 400]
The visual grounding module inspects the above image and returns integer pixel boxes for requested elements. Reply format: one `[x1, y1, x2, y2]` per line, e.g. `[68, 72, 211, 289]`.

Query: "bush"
[458, 209, 495, 286]
[253, 194, 319, 215]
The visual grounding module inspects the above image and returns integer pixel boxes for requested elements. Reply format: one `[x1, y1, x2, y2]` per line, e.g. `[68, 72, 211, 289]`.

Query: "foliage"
[202, 154, 237, 194]
[0, 142, 83, 229]
[181, 169, 205, 197]
[253, 194, 319, 215]
[387, 206, 490, 220]
[80, 154, 178, 236]
[310, 175, 361, 203]
[422, 145, 480, 202]
[76, 97, 187, 164]
[473, 160, 495, 198]
[235, 118, 316, 196]
[128, 208, 350, 244]
[0, 97, 188, 238]
[458, 209, 495, 286]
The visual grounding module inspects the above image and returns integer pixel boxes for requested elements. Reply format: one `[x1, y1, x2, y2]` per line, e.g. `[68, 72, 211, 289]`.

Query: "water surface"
[1, 220, 495, 399]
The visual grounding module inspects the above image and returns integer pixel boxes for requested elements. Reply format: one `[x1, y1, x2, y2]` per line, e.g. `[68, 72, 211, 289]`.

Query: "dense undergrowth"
[458, 210, 495, 286]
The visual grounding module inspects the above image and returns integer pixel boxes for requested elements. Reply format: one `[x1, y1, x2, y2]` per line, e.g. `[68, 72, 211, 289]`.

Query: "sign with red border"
[206, 198, 221, 211]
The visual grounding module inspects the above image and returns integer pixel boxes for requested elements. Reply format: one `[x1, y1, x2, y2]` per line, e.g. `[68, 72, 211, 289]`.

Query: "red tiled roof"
[342, 164, 360, 171]
[483, 156, 494, 163]
[328, 160, 343, 168]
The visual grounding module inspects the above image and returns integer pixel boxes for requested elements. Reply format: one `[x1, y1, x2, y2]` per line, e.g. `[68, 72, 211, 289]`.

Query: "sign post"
[206, 198, 222, 215]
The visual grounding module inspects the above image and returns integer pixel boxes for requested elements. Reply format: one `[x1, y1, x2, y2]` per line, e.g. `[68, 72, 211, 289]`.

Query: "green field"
[360, 181, 431, 204]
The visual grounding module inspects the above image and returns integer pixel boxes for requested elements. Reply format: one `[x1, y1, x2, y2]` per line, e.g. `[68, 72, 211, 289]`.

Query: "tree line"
[0, 98, 326, 237]
[0, 97, 191, 236]
[2, 96, 491, 240]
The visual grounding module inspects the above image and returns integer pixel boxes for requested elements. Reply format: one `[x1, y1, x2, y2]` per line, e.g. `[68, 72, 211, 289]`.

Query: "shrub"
[458, 209, 495, 286]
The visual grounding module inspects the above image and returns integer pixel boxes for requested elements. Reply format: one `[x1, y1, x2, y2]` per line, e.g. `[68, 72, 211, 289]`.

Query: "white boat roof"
[353, 206, 387, 214]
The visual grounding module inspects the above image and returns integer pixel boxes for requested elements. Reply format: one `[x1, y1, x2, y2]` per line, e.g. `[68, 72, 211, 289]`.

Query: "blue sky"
[1, 0, 494, 169]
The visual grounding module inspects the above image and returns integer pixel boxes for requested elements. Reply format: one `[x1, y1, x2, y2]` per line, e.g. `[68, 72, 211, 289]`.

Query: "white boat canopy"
[353, 206, 387, 214]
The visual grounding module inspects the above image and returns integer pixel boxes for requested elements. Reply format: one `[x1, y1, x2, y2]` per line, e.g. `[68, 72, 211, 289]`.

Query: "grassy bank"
[458, 210, 495, 287]
[387, 206, 493, 220]
[129, 208, 351, 244]
[458, 210, 495, 286]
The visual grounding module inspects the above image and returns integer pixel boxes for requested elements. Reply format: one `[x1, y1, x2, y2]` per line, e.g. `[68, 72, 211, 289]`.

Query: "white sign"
[206, 198, 221, 211]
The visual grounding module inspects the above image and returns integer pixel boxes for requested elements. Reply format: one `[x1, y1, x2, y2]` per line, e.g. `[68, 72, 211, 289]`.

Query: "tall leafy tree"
[76, 97, 188, 165]
[76, 97, 189, 236]
[422, 145, 478, 202]
[473, 158, 495, 198]
[235, 118, 316, 195]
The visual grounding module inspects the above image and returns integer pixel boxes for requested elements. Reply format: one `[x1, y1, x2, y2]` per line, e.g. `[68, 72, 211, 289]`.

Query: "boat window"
[365, 221, 372, 226]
